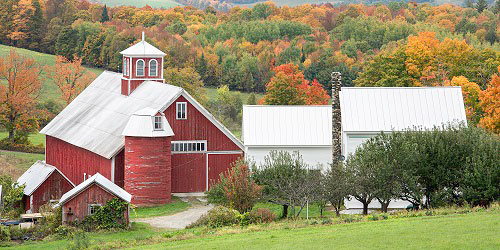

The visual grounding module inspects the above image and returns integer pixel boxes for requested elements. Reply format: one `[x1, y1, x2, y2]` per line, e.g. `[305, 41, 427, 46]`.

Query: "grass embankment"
[9, 208, 500, 249]
[131, 197, 191, 219]
[254, 202, 334, 218]
[0, 150, 45, 178]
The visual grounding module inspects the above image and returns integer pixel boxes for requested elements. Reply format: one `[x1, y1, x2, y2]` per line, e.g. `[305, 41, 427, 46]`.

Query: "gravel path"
[134, 204, 214, 229]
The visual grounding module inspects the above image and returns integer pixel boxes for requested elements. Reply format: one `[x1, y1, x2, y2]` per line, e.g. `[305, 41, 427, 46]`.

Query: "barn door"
[171, 153, 206, 193]
[207, 153, 243, 190]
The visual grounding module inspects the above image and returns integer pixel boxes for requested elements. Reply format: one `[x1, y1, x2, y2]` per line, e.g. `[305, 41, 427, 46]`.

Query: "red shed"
[59, 173, 132, 225]
[17, 161, 74, 213]
[39, 33, 244, 206]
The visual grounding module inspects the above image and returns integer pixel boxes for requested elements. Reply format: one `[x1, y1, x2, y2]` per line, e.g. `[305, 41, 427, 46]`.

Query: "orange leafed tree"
[478, 70, 500, 135]
[49, 56, 96, 105]
[0, 49, 43, 143]
[445, 76, 482, 125]
[262, 63, 329, 105]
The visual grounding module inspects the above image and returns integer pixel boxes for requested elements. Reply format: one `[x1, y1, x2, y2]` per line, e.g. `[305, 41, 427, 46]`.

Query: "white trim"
[88, 203, 102, 215]
[149, 59, 158, 77]
[160, 58, 164, 79]
[160, 91, 244, 150]
[171, 140, 207, 152]
[127, 80, 131, 95]
[176, 102, 187, 120]
[111, 156, 115, 183]
[136, 59, 145, 77]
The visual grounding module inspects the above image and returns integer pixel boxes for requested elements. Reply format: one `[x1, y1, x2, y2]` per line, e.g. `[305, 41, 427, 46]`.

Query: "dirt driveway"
[134, 201, 213, 229]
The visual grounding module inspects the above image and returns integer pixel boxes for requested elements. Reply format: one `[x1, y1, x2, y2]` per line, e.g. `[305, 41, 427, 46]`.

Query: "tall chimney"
[331, 72, 342, 165]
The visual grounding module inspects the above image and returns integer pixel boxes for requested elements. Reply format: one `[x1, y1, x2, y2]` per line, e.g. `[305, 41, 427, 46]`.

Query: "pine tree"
[485, 24, 498, 45]
[494, 0, 500, 14]
[28, 0, 44, 49]
[476, 0, 488, 12]
[300, 47, 306, 63]
[465, 0, 474, 8]
[101, 4, 109, 23]
[196, 52, 208, 82]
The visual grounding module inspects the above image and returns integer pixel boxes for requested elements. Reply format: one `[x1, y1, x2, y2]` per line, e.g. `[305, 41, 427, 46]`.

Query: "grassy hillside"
[0, 150, 45, 179]
[94, 0, 182, 8]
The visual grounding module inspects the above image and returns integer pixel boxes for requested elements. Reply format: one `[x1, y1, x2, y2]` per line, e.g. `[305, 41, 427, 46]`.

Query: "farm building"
[39, 33, 244, 206]
[16, 161, 74, 213]
[242, 87, 467, 209]
[58, 173, 132, 225]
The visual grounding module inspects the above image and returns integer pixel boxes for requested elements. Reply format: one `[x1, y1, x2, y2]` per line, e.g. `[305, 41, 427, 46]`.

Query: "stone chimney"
[331, 72, 342, 165]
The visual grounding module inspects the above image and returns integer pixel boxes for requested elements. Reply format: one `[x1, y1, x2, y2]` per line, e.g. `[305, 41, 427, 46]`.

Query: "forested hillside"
[0, 0, 499, 134]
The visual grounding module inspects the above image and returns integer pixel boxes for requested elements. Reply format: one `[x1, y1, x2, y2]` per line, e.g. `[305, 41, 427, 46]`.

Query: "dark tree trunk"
[281, 205, 288, 219]
[362, 202, 369, 215]
[381, 202, 389, 213]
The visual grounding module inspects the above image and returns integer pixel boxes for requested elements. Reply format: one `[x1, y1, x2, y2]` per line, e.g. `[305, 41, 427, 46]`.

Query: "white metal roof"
[120, 40, 166, 57]
[17, 161, 74, 196]
[122, 108, 174, 137]
[243, 87, 467, 146]
[59, 173, 132, 205]
[41, 71, 243, 158]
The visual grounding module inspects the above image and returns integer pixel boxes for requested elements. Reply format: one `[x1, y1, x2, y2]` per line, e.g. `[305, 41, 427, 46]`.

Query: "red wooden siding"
[26, 170, 74, 213]
[46, 136, 112, 185]
[164, 95, 242, 152]
[62, 184, 129, 225]
[114, 149, 125, 188]
[124, 136, 171, 205]
[171, 153, 206, 193]
[208, 154, 242, 189]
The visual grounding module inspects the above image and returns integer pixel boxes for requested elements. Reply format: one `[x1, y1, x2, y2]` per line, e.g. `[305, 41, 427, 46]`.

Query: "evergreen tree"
[101, 4, 109, 23]
[300, 47, 306, 63]
[465, 0, 475, 8]
[196, 52, 208, 83]
[494, 0, 500, 14]
[28, 0, 44, 49]
[485, 24, 498, 45]
[476, 0, 488, 12]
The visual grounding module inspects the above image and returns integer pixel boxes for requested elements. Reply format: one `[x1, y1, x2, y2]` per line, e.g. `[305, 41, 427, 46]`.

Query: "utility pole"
[331, 72, 342, 166]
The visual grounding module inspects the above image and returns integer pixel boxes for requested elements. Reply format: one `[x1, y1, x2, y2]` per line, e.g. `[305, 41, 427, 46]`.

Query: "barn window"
[154, 115, 163, 130]
[149, 59, 158, 77]
[136, 59, 145, 76]
[88, 204, 102, 215]
[176, 102, 187, 119]
[171, 141, 206, 152]
[123, 59, 128, 76]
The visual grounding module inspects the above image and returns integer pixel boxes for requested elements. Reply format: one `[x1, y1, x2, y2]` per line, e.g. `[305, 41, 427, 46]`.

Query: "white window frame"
[153, 115, 163, 131]
[123, 58, 128, 76]
[149, 59, 158, 77]
[88, 204, 102, 215]
[136, 59, 145, 77]
[171, 140, 207, 153]
[176, 102, 187, 120]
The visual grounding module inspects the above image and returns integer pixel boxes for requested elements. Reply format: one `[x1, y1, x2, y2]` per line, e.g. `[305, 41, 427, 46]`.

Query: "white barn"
[242, 87, 467, 209]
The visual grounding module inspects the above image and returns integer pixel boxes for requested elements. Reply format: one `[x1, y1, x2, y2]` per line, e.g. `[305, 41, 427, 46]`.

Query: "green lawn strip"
[131, 197, 191, 219]
[0, 131, 45, 147]
[143, 211, 500, 250]
[0, 150, 45, 171]
[254, 202, 333, 218]
[205, 86, 263, 104]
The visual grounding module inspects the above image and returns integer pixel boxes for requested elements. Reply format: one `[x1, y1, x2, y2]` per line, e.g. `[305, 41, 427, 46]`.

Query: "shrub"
[0, 138, 44, 154]
[8, 226, 23, 240]
[248, 208, 277, 224]
[79, 198, 128, 231]
[66, 231, 90, 250]
[0, 175, 24, 218]
[189, 206, 239, 228]
[0, 225, 11, 242]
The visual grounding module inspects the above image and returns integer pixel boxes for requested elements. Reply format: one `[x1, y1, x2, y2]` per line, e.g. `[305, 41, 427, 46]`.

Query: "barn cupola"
[122, 107, 174, 205]
[120, 32, 166, 96]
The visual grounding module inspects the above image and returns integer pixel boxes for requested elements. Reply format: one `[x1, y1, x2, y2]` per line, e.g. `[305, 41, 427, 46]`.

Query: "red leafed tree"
[0, 49, 43, 143]
[262, 63, 329, 105]
[223, 160, 262, 214]
[49, 56, 96, 105]
[478, 71, 500, 135]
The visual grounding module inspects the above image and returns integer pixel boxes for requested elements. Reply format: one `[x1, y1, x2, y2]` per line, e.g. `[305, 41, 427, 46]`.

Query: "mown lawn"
[0, 131, 45, 147]
[131, 197, 191, 219]
[145, 212, 500, 250]
[254, 202, 334, 218]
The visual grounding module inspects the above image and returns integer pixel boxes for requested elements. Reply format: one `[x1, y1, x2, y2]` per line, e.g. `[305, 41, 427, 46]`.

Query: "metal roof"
[120, 40, 166, 56]
[41, 71, 244, 158]
[122, 108, 174, 137]
[243, 87, 467, 146]
[59, 173, 132, 205]
[17, 161, 74, 196]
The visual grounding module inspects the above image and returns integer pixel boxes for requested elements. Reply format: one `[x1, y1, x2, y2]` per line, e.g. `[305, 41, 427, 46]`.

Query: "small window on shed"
[88, 204, 101, 215]
[176, 102, 187, 119]
[154, 116, 163, 130]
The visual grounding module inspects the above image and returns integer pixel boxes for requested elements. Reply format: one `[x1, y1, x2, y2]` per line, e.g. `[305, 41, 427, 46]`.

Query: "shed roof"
[120, 40, 166, 57]
[243, 87, 467, 146]
[59, 173, 132, 205]
[17, 161, 74, 196]
[41, 71, 243, 158]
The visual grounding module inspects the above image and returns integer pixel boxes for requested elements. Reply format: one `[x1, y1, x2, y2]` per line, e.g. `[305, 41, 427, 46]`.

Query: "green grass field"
[254, 202, 334, 218]
[9, 210, 500, 249]
[96, 0, 182, 8]
[0, 131, 45, 146]
[131, 197, 191, 219]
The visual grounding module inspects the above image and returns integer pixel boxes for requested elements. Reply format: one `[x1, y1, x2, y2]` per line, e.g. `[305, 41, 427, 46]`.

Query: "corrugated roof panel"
[243, 87, 467, 146]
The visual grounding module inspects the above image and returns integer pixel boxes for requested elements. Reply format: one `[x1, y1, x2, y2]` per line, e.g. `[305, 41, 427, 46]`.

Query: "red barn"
[59, 173, 132, 225]
[17, 161, 74, 213]
[40, 33, 244, 206]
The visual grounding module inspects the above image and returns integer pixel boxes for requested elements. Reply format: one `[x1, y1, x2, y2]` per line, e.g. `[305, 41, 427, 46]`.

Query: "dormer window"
[136, 59, 145, 76]
[149, 59, 158, 77]
[176, 102, 187, 119]
[154, 115, 163, 130]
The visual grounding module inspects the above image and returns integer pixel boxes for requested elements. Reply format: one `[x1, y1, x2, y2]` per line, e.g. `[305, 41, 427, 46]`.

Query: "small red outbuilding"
[17, 161, 74, 213]
[58, 173, 132, 225]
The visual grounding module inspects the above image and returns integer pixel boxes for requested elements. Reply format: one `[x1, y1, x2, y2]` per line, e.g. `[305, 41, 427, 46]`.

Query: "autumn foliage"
[262, 63, 329, 105]
[222, 161, 262, 214]
[49, 56, 96, 105]
[0, 49, 42, 143]
[479, 70, 500, 135]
